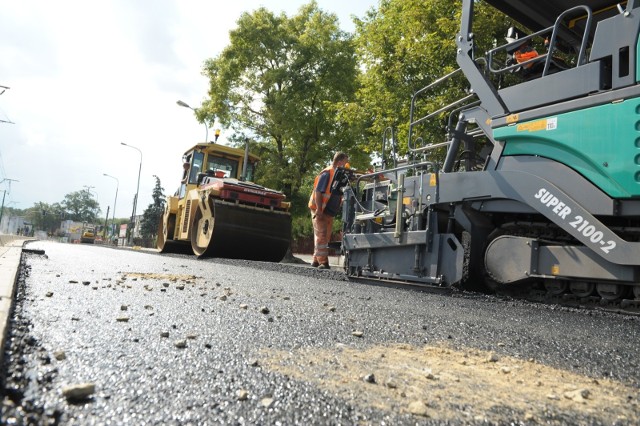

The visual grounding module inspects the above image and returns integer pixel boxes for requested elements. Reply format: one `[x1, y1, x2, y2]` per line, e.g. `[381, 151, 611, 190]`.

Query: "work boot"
[311, 261, 319, 267]
[318, 263, 330, 270]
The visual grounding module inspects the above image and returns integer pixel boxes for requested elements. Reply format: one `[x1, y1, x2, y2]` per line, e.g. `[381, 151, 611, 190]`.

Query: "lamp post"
[103, 173, 119, 242]
[121, 142, 142, 245]
[177, 100, 209, 143]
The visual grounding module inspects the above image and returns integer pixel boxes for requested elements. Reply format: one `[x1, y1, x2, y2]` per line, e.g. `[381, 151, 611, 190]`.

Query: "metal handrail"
[408, 68, 462, 153]
[486, 5, 592, 78]
[406, 56, 490, 155]
[381, 126, 398, 172]
[487, 26, 553, 74]
[544, 6, 592, 75]
[411, 94, 476, 129]
[410, 140, 452, 154]
[353, 160, 436, 189]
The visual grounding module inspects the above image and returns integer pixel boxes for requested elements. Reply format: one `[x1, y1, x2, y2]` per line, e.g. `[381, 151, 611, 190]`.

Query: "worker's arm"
[314, 171, 330, 217]
[314, 190, 324, 217]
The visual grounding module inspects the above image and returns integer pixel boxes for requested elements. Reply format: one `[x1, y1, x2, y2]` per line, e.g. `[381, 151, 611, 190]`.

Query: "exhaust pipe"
[241, 138, 250, 181]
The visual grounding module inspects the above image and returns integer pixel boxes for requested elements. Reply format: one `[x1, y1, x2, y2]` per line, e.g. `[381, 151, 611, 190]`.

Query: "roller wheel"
[544, 279, 568, 296]
[569, 281, 596, 298]
[157, 212, 176, 252]
[191, 197, 215, 257]
[596, 283, 630, 302]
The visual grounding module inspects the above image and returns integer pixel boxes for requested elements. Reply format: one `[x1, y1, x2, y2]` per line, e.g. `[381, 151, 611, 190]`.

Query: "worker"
[506, 32, 538, 65]
[308, 151, 349, 269]
[513, 40, 539, 68]
[505, 27, 548, 79]
[181, 156, 191, 183]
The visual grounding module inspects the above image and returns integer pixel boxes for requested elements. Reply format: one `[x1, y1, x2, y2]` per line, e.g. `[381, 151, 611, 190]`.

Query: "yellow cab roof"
[184, 142, 261, 162]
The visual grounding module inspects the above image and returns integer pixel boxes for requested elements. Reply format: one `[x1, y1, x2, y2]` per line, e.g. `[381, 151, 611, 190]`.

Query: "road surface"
[2, 240, 639, 425]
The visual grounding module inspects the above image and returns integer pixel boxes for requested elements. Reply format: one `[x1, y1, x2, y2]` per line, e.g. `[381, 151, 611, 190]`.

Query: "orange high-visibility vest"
[514, 49, 538, 68]
[308, 166, 335, 211]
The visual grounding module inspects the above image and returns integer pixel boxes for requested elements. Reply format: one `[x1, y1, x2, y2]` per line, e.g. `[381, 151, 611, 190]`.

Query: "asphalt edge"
[0, 237, 33, 368]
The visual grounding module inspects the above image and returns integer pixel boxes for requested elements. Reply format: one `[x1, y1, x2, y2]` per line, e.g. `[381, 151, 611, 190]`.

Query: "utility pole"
[0, 178, 19, 232]
[0, 86, 15, 124]
[0, 190, 6, 232]
[103, 206, 110, 238]
[121, 143, 142, 245]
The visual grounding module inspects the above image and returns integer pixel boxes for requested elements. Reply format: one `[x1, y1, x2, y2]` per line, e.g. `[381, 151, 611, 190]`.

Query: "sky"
[0, 0, 376, 224]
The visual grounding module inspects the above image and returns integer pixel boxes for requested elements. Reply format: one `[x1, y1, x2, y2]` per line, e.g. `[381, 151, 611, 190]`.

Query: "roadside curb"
[0, 237, 34, 367]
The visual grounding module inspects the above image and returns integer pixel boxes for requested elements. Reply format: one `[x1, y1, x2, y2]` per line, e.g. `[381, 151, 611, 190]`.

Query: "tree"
[62, 190, 100, 223]
[347, 0, 508, 162]
[140, 176, 165, 242]
[26, 202, 64, 233]
[201, 1, 366, 203]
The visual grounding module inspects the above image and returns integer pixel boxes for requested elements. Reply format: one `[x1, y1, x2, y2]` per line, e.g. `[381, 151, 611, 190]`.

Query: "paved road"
[0, 236, 32, 366]
[2, 240, 640, 425]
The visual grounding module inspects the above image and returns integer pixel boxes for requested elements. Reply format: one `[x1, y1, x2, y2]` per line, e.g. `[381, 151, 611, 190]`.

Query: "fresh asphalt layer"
[5, 240, 640, 425]
[0, 236, 32, 367]
[0, 237, 329, 369]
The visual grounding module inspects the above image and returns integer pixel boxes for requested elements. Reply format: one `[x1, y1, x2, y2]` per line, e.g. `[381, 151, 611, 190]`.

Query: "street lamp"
[121, 142, 142, 245]
[177, 100, 219, 143]
[103, 173, 119, 242]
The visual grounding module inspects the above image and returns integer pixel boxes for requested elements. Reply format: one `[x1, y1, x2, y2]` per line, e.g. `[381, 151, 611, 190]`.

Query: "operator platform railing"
[407, 64, 485, 160]
[381, 126, 398, 173]
[486, 5, 592, 78]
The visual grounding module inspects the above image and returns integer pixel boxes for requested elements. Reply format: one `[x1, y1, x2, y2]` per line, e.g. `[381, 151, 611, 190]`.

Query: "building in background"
[0, 214, 26, 235]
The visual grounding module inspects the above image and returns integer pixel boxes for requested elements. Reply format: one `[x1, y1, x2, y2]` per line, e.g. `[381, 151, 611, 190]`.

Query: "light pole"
[177, 100, 210, 143]
[103, 173, 119, 242]
[121, 142, 142, 245]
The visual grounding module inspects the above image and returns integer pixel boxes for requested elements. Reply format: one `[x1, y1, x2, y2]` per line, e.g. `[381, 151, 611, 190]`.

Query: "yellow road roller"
[157, 141, 291, 262]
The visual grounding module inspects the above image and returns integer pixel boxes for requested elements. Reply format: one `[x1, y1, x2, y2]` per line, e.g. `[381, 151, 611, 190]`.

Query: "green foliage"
[24, 202, 64, 234]
[140, 176, 165, 240]
[201, 1, 362, 199]
[62, 190, 100, 223]
[347, 0, 508, 163]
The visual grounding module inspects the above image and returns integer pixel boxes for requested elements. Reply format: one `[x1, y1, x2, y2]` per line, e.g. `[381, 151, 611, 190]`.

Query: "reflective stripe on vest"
[308, 166, 335, 211]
